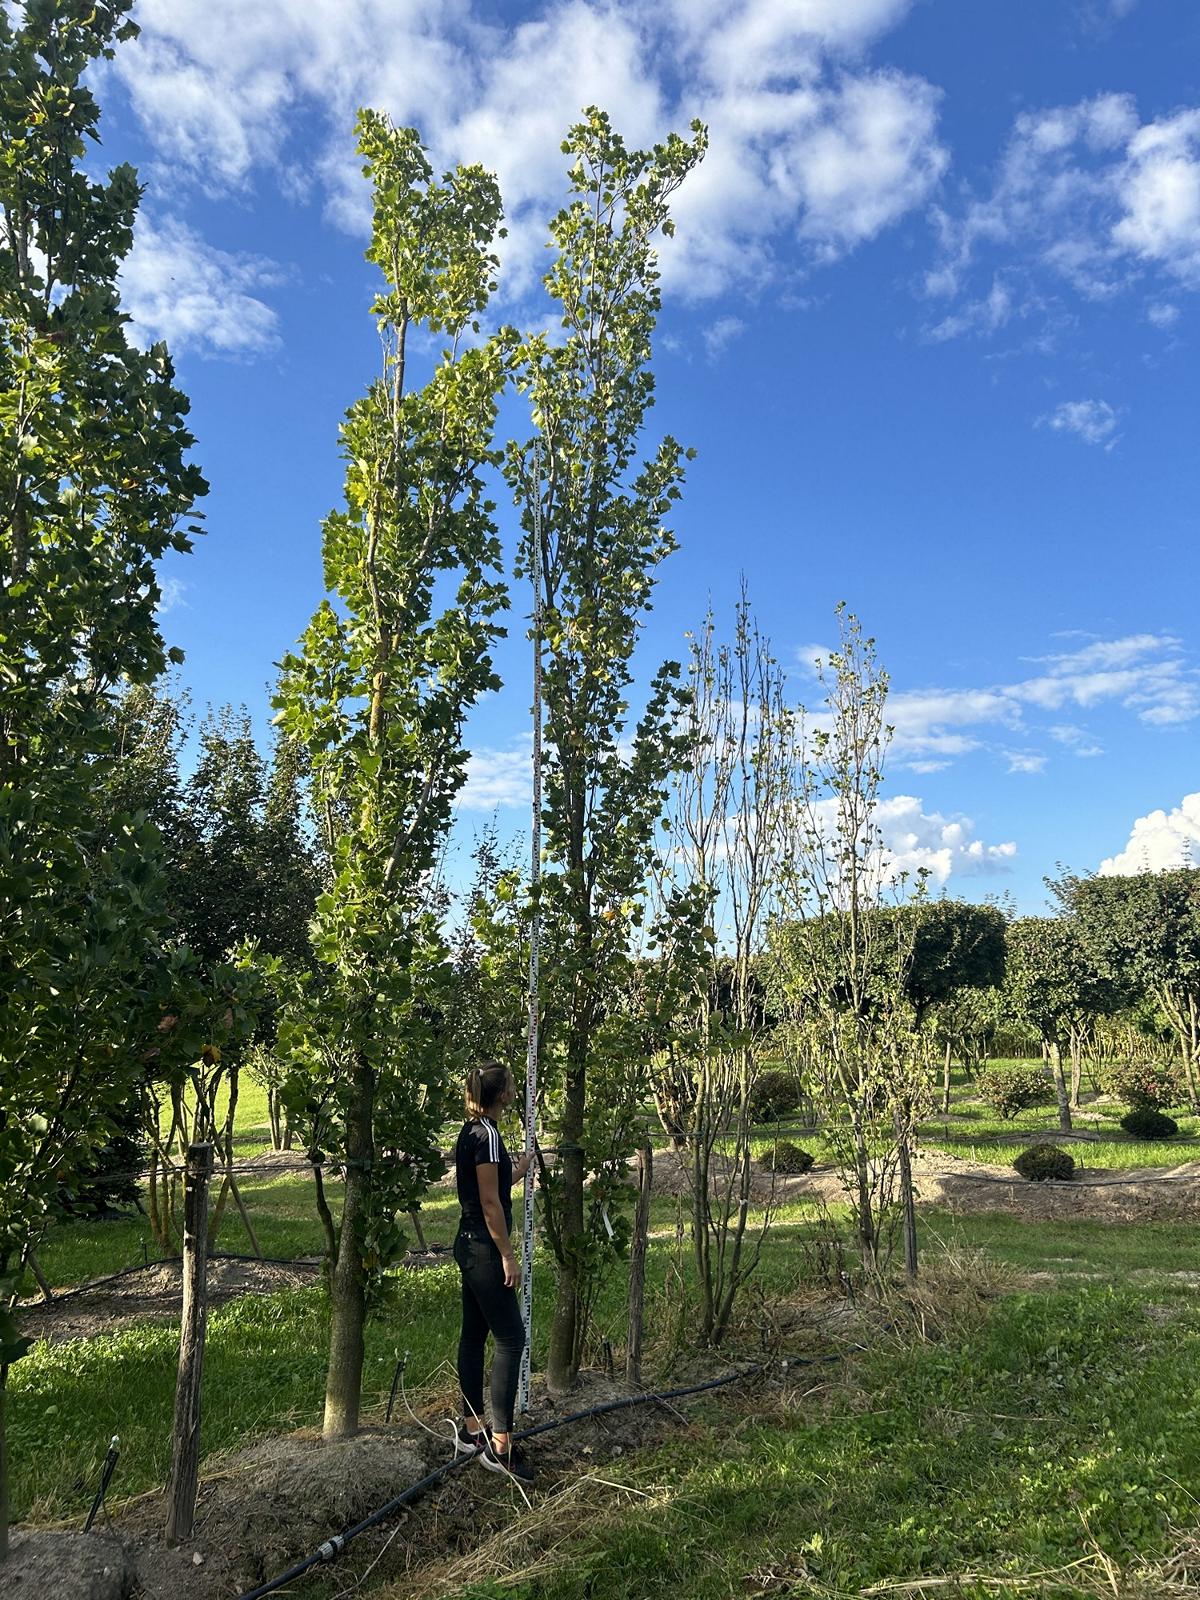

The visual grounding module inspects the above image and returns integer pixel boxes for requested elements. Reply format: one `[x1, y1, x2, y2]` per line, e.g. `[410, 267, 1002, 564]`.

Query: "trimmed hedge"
[770, 1141, 815, 1175]
[1120, 1107, 1179, 1141]
[750, 1068, 803, 1123]
[1013, 1143, 1075, 1182]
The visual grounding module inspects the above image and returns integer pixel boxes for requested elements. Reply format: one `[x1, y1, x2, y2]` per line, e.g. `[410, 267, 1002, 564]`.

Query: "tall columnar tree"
[0, 3, 206, 1558]
[504, 109, 706, 1393]
[274, 112, 508, 1440]
[1064, 869, 1200, 1110]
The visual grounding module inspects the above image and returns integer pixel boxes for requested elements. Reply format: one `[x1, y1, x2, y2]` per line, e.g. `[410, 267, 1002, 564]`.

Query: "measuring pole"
[518, 440, 544, 1414]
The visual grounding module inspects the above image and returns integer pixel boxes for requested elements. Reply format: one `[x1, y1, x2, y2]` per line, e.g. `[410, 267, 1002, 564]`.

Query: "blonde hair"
[466, 1062, 513, 1120]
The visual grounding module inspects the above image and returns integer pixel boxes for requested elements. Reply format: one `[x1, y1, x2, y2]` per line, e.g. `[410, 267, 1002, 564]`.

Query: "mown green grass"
[433, 1284, 1200, 1600]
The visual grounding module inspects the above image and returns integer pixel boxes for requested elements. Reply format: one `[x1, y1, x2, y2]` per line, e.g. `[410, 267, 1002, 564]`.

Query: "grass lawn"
[11, 1062, 1200, 1596]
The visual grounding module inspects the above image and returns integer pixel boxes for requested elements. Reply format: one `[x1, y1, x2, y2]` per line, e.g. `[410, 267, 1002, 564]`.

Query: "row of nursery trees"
[3, 3, 1200, 1559]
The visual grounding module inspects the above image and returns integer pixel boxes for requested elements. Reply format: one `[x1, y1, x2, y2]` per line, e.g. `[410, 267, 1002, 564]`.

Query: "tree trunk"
[546, 1036, 586, 1394]
[895, 1106, 918, 1282]
[941, 1039, 952, 1116]
[0, 1364, 9, 1563]
[1049, 1042, 1072, 1132]
[1069, 1036, 1082, 1111]
[165, 1144, 213, 1544]
[626, 1144, 652, 1386]
[323, 1057, 375, 1439]
[267, 1087, 283, 1152]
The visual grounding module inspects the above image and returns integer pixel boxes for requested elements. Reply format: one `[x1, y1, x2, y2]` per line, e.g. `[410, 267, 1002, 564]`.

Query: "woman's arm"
[477, 1163, 521, 1288]
[511, 1152, 532, 1184]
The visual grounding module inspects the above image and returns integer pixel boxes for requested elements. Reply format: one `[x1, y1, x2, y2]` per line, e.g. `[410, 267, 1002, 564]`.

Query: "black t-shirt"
[456, 1117, 512, 1234]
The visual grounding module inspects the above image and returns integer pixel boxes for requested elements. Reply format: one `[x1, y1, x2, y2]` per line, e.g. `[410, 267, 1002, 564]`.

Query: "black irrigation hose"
[235, 1362, 777, 1600]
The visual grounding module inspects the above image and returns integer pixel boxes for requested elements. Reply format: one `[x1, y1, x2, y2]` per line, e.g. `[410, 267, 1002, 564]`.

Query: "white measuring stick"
[518, 438, 543, 1415]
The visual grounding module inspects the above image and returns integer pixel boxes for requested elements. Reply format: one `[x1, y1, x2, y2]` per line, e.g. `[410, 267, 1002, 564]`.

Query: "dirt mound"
[116, 1426, 428, 1597]
[6, 1530, 133, 1599]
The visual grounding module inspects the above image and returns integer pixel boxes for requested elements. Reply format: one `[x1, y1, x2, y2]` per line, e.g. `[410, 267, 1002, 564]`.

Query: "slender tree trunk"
[1069, 1035, 1082, 1111]
[0, 1363, 9, 1563]
[1049, 1042, 1072, 1132]
[626, 1144, 652, 1386]
[895, 1105, 918, 1282]
[546, 1034, 586, 1394]
[165, 1144, 213, 1544]
[941, 1039, 952, 1116]
[267, 1087, 283, 1152]
[324, 1057, 375, 1438]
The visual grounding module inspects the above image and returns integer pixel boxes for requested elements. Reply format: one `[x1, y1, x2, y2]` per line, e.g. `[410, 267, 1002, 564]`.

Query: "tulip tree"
[504, 109, 706, 1392]
[0, 3, 207, 1557]
[273, 112, 508, 1440]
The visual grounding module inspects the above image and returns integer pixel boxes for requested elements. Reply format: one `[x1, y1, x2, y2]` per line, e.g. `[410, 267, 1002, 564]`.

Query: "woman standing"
[453, 1062, 536, 1484]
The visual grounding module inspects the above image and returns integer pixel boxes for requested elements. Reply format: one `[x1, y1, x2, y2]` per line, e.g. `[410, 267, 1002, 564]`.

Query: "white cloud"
[1147, 300, 1180, 328]
[1099, 792, 1200, 875]
[156, 577, 188, 617]
[928, 91, 1200, 338]
[703, 315, 746, 359]
[885, 632, 1198, 771]
[112, 0, 946, 313]
[1039, 397, 1120, 447]
[458, 737, 534, 810]
[119, 214, 283, 356]
[875, 795, 1017, 883]
[1004, 751, 1047, 775]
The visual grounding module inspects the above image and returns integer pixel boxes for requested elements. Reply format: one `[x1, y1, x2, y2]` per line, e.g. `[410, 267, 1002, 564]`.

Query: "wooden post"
[165, 1142, 213, 1544]
[626, 1143, 652, 1386]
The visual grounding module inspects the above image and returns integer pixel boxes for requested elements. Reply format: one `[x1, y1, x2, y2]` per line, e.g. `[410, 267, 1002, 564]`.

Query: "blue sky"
[84, 0, 1200, 908]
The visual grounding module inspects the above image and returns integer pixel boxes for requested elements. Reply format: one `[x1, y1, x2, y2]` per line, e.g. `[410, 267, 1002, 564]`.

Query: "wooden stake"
[626, 1143, 653, 1386]
[165, 1142, 213, 1544]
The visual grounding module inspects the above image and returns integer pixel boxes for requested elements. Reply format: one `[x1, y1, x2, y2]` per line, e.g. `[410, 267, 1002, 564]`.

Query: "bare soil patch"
[645, 1143, 1200, 1223]
[15, 1257, 322, 1345]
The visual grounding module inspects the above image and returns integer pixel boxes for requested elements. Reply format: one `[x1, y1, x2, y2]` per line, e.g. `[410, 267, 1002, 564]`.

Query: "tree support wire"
[519, 437, 544, 1415]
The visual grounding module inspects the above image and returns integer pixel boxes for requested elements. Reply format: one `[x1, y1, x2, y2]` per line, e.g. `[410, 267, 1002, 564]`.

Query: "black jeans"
[454, 1226, 526, 1433]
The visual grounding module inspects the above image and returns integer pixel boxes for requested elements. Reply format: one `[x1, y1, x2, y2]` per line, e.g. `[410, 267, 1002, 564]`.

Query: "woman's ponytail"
[465, 1061, 512, 1119]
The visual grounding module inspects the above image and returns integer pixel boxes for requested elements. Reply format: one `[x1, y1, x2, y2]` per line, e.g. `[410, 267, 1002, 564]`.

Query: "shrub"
[1120, 1107, 1179, 1141]
[978, 1063, 1054, 1120]
[770, 1141, 814, 1175]
[1101, 1059, 1182, 1111]
[750, 1068, 802, 1123]
[1013, 1143, 1075, 1182]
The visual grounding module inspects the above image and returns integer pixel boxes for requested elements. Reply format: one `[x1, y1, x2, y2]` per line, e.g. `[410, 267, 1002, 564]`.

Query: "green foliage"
[497, 107, 706, 1383]
[749, 1068, 803, 1123]
[1102, 1057, 1184, 1111]
[0, 0, 209, 1340]
[1013, 1143, 1075, 1181]
[1003, 916, 1117, 1048]
[1120, 1107, 1179, 1141]
[977, 1062, 1054, 1119]
[769, 1141, 814, 1175]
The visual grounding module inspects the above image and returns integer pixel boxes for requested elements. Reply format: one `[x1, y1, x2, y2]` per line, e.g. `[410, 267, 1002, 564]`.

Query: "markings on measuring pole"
[519, 437, 543, 1416]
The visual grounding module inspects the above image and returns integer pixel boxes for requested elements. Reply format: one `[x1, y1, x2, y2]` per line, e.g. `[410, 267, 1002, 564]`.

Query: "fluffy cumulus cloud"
[1099, 792, 1200, 875]
[119, 215, 283, 356]
[875, 795, 1016, 883]
[927, 90, 1200, 338]
[111, 0, 947, 325]
[886, 632, 1199, 770]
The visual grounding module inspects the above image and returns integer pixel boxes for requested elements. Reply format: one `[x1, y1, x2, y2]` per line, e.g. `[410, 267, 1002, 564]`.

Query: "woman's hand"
[501, 1251, 522, 1289]
[512, 1152, 534, 1183]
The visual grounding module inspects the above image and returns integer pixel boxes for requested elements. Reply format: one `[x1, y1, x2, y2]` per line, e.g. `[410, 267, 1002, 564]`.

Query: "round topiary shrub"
[1120, 1107, 1179, 1141]
[751, 1068, 802, 1123]
[770, 1141, 815, 1175]
[1013, 1143, 1075, 1182]
[978, 1063, 1054, 1120]
[1101, 1059, 1182, 1112]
